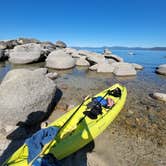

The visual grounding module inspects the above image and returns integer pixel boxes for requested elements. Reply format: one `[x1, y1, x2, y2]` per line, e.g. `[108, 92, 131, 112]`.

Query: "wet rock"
[156, 64, 166, 75]
[113, 62, 137, 76]
[132, 63, 143, 70]
[46, 50, 76, 69]
[151, 92, 166, 102]
[76, 57, 90, 66]
[46, 72, 58, 80]
[55, 40, 67, 48]
[17, 38, 40, 44]
[0, 69, 56, 126]
[9, 43, 43, 64]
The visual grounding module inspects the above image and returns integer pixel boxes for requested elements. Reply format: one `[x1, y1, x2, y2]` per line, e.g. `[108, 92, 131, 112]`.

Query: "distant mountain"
[73, 46, 166, 51]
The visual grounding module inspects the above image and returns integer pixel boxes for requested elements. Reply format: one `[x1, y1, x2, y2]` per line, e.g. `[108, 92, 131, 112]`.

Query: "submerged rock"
[9, 43, 43, 64]
[0, 69, 56, 126]
[46, 50, 76, 69]
[151, 92, 166, 102]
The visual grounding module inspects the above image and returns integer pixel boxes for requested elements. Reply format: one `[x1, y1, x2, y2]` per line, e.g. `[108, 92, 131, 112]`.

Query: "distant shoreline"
[73, 46, 166, 51]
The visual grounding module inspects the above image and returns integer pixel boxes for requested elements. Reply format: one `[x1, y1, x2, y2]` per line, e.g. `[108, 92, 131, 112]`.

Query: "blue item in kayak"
[93, 96, 107, 107]
[25, 126, 59, 163]
[32, 154, 61, 166]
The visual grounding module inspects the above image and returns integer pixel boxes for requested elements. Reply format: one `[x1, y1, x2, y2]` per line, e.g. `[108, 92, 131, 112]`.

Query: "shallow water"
[0, 49, 166, 165]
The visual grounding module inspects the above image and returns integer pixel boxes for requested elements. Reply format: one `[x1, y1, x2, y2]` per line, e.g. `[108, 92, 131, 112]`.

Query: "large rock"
[17, 38, 40, 44]
[55, 40, 67, 48]
[76, 57, 90, 66]
[156, 64, 166, 75]
[86, 52, 106, 64]
[40, 42, 56, 56]
[0, 49, 5, 60]
[104, 53, 123, 62]
[9, 43, 43, 64]
[0, 41, 7, 50]
[97, 63, 114, 73]
[89, 61, 114, 73]
[113, 62, 137, 76]
[78, 50, 92, 56]
[0, 69, 56, 126]
[64, 47, 77, 55]
[6, 40, 19, 49]
[151, 93, 166, 102]
[132, 63, 143, 70]
[46, 50, 76, 69]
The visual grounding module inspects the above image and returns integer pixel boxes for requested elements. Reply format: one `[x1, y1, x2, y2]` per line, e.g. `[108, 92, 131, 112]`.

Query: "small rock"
[46, 72, 58, 80]
[151, 92, 166, 102]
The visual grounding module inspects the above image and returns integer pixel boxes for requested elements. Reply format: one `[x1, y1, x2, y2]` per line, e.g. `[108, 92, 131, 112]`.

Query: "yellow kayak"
[3, 83, 127, 166]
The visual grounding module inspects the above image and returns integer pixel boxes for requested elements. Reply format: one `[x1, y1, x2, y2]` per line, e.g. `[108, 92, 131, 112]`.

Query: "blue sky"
[0, 0, 166, 47]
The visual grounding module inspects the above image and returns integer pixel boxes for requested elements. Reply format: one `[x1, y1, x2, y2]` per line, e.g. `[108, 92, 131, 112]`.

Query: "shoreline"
[0, 46, 166, 165]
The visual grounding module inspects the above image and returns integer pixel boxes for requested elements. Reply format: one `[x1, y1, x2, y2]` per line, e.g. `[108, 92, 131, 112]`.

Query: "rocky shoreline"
[0, 38, 166, 165]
